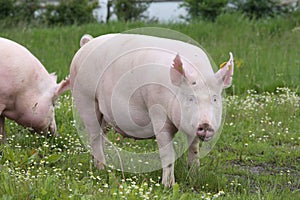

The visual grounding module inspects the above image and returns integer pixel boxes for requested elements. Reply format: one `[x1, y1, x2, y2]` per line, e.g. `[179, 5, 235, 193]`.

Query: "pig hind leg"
[73, 94, 106, 169]
[94, 101, 108, 169]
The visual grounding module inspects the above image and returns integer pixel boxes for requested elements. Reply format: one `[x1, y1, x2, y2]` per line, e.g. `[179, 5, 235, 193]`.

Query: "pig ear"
[170, 54, 186, 86]
[215, 52, 234, 89]
[80, 34, 93, 47]
[55, 77, 70, 97]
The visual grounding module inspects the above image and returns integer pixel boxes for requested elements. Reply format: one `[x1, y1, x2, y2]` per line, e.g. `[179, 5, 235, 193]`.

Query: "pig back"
[0, 38, 56, 115]
[0, 38, 55, 95]
[70, 33, 214, 95]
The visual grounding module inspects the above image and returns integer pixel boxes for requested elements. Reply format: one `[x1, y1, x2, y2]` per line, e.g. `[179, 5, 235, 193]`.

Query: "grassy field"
[0, 14, 300, 199]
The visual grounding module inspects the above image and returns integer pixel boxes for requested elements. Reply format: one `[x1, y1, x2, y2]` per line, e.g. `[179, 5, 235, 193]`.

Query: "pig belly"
[113, 125, 156, 140]
[103, 106, 155, 139]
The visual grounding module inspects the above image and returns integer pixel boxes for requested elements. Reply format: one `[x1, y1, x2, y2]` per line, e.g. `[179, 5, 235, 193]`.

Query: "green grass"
[0, 14, 300, 199]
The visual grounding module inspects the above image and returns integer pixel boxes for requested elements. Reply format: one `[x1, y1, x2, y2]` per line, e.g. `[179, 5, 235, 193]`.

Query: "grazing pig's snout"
[196, 123, 214, 141]
[49, 120, 57, 135]
[45, 119, 57, 136]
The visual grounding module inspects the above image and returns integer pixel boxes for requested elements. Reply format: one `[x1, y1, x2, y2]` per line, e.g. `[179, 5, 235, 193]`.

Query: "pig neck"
[144, 85, 181, 132]
[138, 84, 176, 133]
[167, 87, 182, 131]
[6, 82, 54, 122]
[3, 91, 39, 122]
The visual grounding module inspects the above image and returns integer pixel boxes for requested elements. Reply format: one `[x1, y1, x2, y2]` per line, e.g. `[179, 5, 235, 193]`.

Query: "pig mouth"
[196, 123, 214, 142]
[47, 120, 57, 136]
[200, 135, 213, 142]
[37, 119, 57, 136]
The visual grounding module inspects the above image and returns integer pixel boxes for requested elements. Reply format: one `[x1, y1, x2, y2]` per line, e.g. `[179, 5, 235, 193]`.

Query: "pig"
[70, 33, 234, 187]
[0, 37, 70, 143]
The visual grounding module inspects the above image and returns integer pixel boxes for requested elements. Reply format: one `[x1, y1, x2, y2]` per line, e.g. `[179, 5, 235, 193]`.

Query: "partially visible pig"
[0, 37, 70, 143]
[70, 34, 234, 187]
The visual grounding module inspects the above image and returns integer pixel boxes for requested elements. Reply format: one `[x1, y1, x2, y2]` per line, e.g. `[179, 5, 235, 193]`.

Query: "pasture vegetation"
[0, 13, 299, 199]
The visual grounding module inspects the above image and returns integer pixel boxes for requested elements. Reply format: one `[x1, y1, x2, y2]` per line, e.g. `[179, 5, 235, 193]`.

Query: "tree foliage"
[0, 0, 298, 26]
[0, 0, 39, 23]
[232, 0, 292, 19]
[42, 0, 98, 26]
[0, 0, 97, 26]
[112, 0, 150, 22]
[181, 0, 228, 21]
[181, 0, 296, 21]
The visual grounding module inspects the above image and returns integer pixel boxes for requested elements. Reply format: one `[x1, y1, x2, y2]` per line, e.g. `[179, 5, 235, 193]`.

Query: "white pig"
[0, 37, 70, 143]
[70, 34, 234, 187]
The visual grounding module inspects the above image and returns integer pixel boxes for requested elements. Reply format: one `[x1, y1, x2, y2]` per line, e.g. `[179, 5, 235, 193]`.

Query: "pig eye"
[191, 81, 197, 85]
[212, 95, 218, 102]
[186, 95, 196, 103]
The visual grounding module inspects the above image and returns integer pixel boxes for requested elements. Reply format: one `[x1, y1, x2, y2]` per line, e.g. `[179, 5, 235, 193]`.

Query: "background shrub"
[181, 0, 297, 21]
[0, 0, 98, 27]
[180, 0, 228, 21]
[0, 0, 14, 19]
[41, 0, 98, 26]
[231, 0, 292, 19]
[112, 0, 150, 22]
[1, 0, 299, 26]
[0, 0, 39, 24]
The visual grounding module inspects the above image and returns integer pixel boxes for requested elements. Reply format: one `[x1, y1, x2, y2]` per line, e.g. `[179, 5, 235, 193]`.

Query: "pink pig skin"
[70, 34, 234, 187]
[0, 37, 70, 142]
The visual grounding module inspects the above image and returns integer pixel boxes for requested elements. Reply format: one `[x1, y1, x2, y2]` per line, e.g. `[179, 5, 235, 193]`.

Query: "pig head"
[0, 37, 70, 143]
[170, 53, 234, 142]
[70, 33, 233, 187]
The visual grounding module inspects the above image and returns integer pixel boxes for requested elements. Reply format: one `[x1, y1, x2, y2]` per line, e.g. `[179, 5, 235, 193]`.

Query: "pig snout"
[48, 119, 57, 136]
[40, 118, 57, 136]
[196, 123, 214, 141]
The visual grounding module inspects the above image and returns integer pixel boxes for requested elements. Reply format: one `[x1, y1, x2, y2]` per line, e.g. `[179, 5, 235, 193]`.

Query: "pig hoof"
[94, 159, 105, 170]
[187, 159, 200, 168]
[53, 132, 60, 137]
[162, 180, 175, 188]
[162, 176, 175, 187]
[1, 137, 7, 144]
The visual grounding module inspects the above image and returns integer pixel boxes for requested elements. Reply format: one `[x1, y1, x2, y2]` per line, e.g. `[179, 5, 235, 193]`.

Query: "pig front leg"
[0, 115, 6, 143]
[187, 135, 200, 167]
[156, 130, 175, 187]
[0, 105, 6, 143]
[150, 106, 177, 187]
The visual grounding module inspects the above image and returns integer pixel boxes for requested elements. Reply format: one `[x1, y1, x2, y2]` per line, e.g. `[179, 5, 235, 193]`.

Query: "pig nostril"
[197, 123, 214, 140]
[197, 126, 207, 140]
[198, 123, 210, 132]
